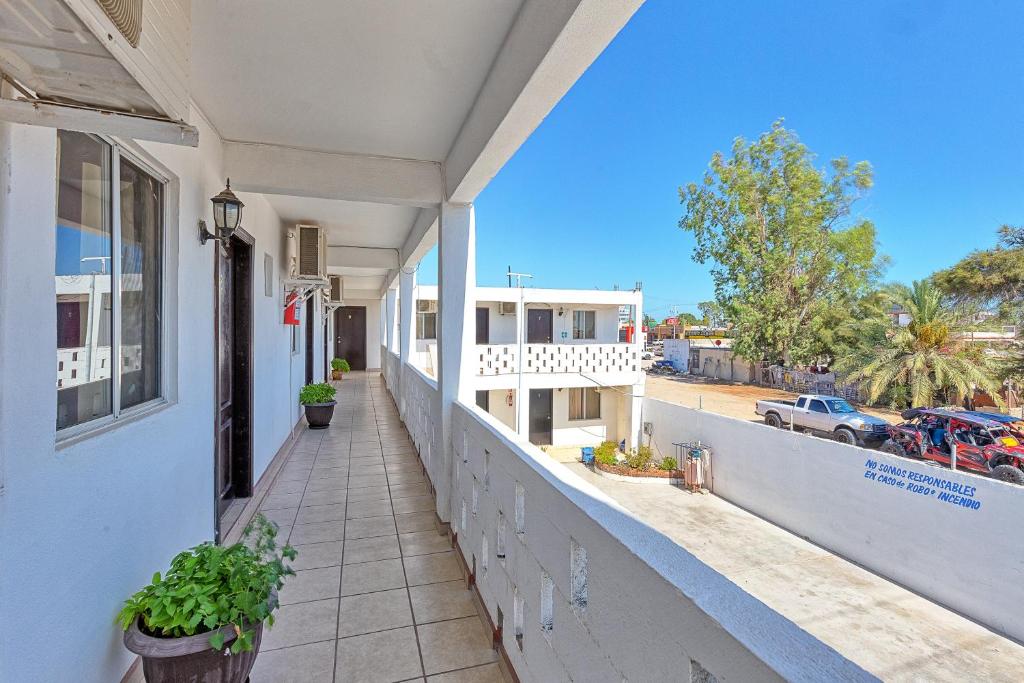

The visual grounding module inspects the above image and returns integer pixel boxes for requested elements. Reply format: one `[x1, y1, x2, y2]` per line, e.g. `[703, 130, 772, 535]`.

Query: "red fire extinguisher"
[284, 292, 301, 325]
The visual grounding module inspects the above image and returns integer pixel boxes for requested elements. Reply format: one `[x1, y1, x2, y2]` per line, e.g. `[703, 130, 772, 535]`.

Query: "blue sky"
[419, 0, 1024, 321]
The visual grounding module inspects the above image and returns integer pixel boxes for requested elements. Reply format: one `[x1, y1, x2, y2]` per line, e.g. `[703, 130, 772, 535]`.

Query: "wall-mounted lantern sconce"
[557, 306, 565, 317]
[199, 179, 245, 246]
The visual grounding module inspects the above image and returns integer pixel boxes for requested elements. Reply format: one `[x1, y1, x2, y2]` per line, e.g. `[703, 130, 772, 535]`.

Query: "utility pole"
[506, 269, 533, 434]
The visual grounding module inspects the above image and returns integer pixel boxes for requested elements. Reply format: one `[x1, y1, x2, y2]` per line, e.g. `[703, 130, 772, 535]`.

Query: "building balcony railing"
[476, 343, 639, 377]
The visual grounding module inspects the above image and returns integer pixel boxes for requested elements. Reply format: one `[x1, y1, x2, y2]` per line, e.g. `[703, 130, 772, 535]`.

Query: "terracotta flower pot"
[124, 617, 263, 683]
[331, 370, 342, 380]
[303, 401, 336, 429]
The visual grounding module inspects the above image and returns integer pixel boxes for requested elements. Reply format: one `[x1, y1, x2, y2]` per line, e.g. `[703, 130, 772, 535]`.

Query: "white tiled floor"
[250, 372, 505, 683]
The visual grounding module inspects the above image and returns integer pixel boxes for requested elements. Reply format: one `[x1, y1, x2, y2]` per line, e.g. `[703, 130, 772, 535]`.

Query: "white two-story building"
[410, 286, 644, 449]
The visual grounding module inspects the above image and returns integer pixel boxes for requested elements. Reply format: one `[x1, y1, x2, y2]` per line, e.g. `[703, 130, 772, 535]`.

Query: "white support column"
[385, 288, 398, 354]
[515, 294, 528, 439]
[628, 290, 645, 451]
[437, 202, 476, 524]
[398, 268, 416, 417]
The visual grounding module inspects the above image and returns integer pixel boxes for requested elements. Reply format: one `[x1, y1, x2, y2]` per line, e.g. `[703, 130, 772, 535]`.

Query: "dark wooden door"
[476, 307, 489, 344]
[526, 309, 553, 343]
[215, 232, 254, 540]
[529, 388, 553, 445]
[335, 306, 367, 370]
[305, 296, 314, 384]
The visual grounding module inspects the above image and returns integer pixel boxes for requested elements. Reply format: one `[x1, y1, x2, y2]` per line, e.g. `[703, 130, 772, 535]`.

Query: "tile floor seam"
[331, 402, 354, 683]
[376, 385, 430, 682]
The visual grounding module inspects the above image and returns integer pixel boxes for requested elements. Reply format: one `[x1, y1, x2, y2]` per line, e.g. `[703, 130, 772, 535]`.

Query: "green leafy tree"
[835, 280, 1003, 409]
[679, 121, 884, 364]
[697, 301, 726, 327]
[642, 314, 658, 329]
[934, 224, 1024, 322]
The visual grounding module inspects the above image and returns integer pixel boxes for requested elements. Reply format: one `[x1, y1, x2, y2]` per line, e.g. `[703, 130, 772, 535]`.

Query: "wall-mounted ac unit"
[499, 302, 516, 316]
[328, 275, 344, 304]
[294, 224, 326, 279]
[417, 300, 438, 314]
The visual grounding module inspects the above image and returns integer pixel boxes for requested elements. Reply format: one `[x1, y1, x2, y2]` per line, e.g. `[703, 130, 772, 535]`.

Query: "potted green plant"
[118, 515, 295, 683]
[330, 357, 350, 381]
[300, 381, 337, 428]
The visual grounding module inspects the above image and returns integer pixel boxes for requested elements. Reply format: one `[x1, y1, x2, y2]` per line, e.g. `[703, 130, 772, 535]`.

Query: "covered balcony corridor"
[247, 372, 507, 682]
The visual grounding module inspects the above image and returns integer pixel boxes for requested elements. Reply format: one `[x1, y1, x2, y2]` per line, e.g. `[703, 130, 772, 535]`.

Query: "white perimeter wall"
[643, 398, 1024, 643]
[0, 112, 309, 682]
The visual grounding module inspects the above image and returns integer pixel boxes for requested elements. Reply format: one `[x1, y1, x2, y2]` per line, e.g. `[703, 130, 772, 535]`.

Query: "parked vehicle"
[880, 408, 1024, 484]
[642, 351, 654, 360]
[755, 394, 890, 447]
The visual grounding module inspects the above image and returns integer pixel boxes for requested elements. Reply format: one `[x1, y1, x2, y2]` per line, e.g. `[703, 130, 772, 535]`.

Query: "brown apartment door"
[335, 306, 367, 370]
[526, 309, 553, 343]
[476, 307, 489, 344]
[214, 231, 254, 541]
[529, 388, 553, 445]
[305, 296, 315, 384]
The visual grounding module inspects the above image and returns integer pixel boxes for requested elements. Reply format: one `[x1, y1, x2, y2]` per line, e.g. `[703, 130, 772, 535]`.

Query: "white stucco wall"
[0, 112, 309, 683]
[484, 388, 516, 430]
[550, 386, 619, 446]
[643, 398, 1024, 643]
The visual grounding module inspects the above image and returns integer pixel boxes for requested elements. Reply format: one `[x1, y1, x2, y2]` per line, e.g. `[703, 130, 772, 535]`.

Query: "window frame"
[56, 134, 171, 443]
[572, 309, 596, 340]
[568, 387, 601, 422]
[416, 311, 437, 340]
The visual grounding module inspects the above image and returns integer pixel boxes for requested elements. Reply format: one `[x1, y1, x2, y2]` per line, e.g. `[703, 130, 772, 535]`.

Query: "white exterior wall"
[486, 389, 516, 430]
[643, 398, 1024, 644]
[550, 386, 620, 446]
[0, 113, 308, 683]
[479, 300, 517, 344]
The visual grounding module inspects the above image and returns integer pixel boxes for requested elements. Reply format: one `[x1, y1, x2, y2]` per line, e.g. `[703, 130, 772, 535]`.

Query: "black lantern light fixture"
[199, 179, 245, 245]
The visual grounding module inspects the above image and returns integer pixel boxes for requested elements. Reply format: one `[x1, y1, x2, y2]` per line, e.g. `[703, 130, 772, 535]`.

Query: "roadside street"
[644, 373, 901, 424]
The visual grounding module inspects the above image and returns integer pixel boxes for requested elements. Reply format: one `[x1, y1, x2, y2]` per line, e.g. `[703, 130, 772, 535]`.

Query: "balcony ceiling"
[191, 0, 522, 162]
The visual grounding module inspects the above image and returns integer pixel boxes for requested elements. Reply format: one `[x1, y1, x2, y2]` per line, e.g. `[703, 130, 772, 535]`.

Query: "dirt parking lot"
[645, 373, 901, 424]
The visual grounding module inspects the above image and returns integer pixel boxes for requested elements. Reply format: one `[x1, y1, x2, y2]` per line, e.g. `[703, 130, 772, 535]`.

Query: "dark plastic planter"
[124, 617, 263, 683]
[304, 401, 336, 429]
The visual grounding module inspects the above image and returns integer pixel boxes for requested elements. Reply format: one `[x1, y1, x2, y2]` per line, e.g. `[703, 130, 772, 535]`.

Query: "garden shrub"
[660, 456, 678, 471]
[594, 440, 618, 466]
[624, 445, 653, 471]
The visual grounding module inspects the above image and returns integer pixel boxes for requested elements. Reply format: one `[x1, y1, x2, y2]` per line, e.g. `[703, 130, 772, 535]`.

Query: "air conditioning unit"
[499, 302, 516, 316]
[417, 300, 438, 314]
[293, 224, 326, 279]
[327, 275, 344, 304]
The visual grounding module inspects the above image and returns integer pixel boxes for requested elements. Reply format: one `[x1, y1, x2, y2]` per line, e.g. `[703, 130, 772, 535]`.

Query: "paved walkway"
[552, 453, 1024, 682]
[250, 372, 505, 682]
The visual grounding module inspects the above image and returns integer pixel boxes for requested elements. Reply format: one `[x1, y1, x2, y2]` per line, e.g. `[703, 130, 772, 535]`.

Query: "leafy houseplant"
[120, 515, 296, 683]
[300, 382, 337, 429]
[330, 357, 350, 380]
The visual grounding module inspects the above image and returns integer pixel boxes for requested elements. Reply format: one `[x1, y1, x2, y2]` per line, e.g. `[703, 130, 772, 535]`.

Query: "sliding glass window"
[55, 131, 165, 433]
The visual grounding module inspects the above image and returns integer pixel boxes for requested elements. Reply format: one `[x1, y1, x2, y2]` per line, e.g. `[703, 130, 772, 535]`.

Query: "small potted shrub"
[330, 357, 350, 381]
[119, 515, 295, 683]
[300, 382, 337, 429]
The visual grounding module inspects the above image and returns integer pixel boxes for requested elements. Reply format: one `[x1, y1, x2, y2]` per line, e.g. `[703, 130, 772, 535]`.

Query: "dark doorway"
[476, 390, 490, 411]
[526, 309, 553, 344]
[335, 306, 367, 371]
[305, 296, 315, 384]
[323, 316, 329, 380]
[529, 388, 553, 445]
[476, 307, 490, 344]
[214, 230, 254, 542]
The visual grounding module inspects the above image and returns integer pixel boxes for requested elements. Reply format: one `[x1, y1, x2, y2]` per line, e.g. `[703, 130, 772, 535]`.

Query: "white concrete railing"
[447, 402, 871, 683]
[382, 348, 400, 395]
[56, 345, 142, 388]
[399, 363, 441, 492]
[644, 398, 1024, 644]
[476, 343, 638, 377]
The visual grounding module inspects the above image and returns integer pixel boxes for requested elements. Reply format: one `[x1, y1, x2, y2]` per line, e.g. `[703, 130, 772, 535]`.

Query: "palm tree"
[836, 280, 1004, 409]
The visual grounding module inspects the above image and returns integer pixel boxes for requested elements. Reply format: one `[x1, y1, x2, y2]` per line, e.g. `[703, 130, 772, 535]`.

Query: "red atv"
[880, 408, 1024, 485]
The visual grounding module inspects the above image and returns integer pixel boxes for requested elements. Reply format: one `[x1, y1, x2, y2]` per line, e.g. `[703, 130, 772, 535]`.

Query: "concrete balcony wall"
[475, 343, 639, 385]
[644, 397, 1024, 644]
[443, 400, 872, 683]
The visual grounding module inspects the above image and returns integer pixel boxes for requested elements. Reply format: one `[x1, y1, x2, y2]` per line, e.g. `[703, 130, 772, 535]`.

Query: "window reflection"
[56, 131, 112, 430]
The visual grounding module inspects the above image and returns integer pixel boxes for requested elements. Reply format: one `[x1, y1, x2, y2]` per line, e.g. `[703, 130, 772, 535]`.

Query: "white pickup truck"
[754, 394, 890, 447]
